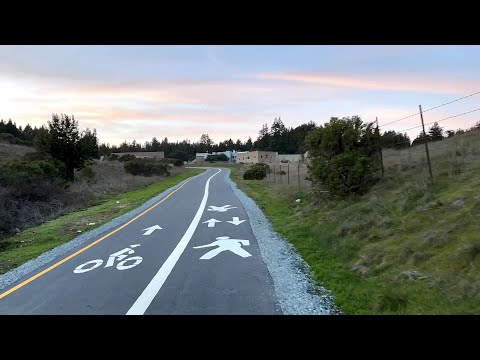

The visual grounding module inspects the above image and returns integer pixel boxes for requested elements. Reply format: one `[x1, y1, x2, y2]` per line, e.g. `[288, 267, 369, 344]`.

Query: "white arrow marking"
[203, 218, 221, 228]
[142, 225, 162, 236]
[227, 217, 246, 226]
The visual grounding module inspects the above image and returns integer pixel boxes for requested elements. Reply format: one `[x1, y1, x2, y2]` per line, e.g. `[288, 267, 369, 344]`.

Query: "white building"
[195, 150, 238, 162]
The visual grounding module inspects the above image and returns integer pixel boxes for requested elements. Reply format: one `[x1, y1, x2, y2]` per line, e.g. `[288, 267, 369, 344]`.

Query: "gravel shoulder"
[224, 169, 340, 315]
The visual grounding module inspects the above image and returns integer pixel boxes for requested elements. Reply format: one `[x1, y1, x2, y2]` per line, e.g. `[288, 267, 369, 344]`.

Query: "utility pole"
[419, 105, 433, 181]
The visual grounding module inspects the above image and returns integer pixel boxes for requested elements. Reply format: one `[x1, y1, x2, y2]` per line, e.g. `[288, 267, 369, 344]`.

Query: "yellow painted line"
[0, 172, 203, 300]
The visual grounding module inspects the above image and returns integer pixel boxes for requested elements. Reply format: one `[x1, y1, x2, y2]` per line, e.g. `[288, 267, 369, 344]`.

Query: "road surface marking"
[73, 260, 103, 274]
[126, 168, 222, 315]
[207, 205, 237, 212]
[142, 225, 162, 236]
[74, 244, 144, 273]
[203, 218, 221, 228]
[193, 236, 252, 259]
[0, 171, 205, 300]
[226, 217, 246, 226]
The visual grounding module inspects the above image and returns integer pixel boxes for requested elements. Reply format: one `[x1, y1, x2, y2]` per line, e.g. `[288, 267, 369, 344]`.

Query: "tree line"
[97, 134, 255, 161]
[0, 119, 49, 145]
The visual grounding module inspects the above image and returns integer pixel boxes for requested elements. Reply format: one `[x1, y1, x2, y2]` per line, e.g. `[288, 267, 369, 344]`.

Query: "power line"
[423, 91, 480, 113]
[379, 91, 480, 127]
[400, 108, 480, 132]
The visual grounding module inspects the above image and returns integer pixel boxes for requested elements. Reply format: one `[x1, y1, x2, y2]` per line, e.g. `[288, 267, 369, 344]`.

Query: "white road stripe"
[126, 168, 222, 315]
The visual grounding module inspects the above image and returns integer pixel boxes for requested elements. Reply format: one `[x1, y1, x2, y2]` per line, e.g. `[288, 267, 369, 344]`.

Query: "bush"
[0, 159, 66, 236]
[167, 150, 190, 162]
[22, 151, 52, 161]
[118, 154, 136, 162]
[78, 166, 96, 182]
[123, 158, 170, 177]
[173, 159, 184, 167]
[0, 190, 64, 237]
[279, 170, 287, 175]
[309, 152, 376, 197]
[0, 160, 65, 200]
[159, 158, 178, 165]
[243, 164, 267, 180]
[108, 154, 119, 161]
[306, 116, 380, 198]
[252, 163, 271, 173]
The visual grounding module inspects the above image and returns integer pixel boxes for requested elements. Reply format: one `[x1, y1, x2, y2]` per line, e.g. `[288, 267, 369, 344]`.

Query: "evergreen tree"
[35, 114, 98, 180]
[428, 122, 444, 141]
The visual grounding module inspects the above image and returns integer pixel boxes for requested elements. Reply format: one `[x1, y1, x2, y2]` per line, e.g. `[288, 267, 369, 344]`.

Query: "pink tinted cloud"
[257, 72, 479, 95]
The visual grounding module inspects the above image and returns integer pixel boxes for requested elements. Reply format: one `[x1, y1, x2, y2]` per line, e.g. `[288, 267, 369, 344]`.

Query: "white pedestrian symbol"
[207, 205, 237, 213]
[73, 244, 143, 274]
[193, 236, 252, 259]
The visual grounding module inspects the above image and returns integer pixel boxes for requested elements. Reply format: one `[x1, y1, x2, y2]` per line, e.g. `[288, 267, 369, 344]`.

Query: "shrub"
[118, 154, 136, 162]
[0, 160, 65, 200]
[78, 166, 96, 182]
[0, 190, 64, 236]
[309, 152, 376, 197]
[279, 170, 286, 175]
[22, 151, 52, 161]
[108, 154, 119, 161]
[306, 116, 381, 198]
[173, 159, 184, 167]
[167, 150, 189, 162]
[251, 163, 271, 174]
[123, 158, 170, 177]
[0, 159, 68, 236]
[159, 158, 178, 164]
[243, 165, 267, 180]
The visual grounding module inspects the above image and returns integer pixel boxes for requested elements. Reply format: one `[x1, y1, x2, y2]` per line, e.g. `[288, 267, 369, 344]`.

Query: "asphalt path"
[0, 168, 281, 315]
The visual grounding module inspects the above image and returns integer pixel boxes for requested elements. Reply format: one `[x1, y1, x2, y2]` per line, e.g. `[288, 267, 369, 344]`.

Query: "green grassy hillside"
[232, 130, 480, 314]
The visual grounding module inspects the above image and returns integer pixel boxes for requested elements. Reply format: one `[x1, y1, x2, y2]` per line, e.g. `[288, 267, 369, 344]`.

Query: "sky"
[0, 45, 479, 145]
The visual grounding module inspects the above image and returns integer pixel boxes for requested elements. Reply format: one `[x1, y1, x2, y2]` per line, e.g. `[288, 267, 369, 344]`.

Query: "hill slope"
[0, 142, 36, 164]
[232, 130, 480, 314]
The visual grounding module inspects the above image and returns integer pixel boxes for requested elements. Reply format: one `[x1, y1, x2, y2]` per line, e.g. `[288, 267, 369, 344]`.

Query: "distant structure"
[195, 150, 238, 163]
[235, 150, 309, 164]
[276, 154, 303, 163]
[236, 150, 277, 164]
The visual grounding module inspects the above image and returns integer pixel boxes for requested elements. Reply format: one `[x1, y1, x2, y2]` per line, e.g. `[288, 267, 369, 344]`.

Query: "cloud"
[256, 72, 479, 95]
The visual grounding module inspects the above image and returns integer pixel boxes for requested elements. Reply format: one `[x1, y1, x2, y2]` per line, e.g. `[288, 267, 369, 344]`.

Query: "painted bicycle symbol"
[73, 244, 143, 274]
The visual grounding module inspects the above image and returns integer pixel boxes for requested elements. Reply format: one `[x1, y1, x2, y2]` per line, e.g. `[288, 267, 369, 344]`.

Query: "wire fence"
[376, 91, 480, 182]
[236, 162, 312, 188]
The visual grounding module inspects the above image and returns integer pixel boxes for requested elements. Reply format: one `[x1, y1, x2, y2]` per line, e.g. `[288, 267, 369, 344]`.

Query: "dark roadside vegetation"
[0, 115, 190, 242]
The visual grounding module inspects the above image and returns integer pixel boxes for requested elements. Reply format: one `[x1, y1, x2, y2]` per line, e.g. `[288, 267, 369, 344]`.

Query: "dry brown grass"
[0, 143, 36, 164]
[382, 129, 480, 180]
[73, 160, 166, 195]
[0, 158, 191, 239]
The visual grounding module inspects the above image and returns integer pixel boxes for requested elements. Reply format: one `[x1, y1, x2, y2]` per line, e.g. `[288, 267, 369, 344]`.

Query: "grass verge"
[230, 152, 480, 314]
[0, 168, 204, 274]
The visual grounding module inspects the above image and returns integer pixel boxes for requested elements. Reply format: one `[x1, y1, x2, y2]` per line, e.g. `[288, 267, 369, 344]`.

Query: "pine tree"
[428, 122, 444, 141]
